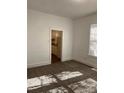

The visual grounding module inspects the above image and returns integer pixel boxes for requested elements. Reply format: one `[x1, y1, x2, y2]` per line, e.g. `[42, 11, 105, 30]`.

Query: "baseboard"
[27, 59, 96, 69]
[27, 62, 50, 68]
[62, 58, 73, 62]
[72, 59, 97, 68]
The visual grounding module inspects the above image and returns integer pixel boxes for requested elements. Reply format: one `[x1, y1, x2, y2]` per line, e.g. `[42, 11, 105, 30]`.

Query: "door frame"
[49, 27, 63, 64]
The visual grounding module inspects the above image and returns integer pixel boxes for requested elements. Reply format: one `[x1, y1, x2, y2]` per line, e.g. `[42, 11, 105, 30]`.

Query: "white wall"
[72, 13, 97, 68]
[27, 9, 73, 68]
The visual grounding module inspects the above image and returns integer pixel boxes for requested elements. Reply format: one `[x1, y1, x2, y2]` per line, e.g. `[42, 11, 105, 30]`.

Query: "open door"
[51, 30, 62, 64]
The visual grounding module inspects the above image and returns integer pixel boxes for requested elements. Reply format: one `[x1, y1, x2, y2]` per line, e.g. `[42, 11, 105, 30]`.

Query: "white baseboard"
[27, 62, 50, 68]
[72, 59, 97, 68]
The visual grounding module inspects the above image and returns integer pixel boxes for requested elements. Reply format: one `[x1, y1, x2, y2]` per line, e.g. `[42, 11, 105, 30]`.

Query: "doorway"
[51, 30, 63, 64]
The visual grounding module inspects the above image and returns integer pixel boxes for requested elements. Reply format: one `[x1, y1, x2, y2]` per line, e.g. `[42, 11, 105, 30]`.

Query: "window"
[89, 24, 97, 57]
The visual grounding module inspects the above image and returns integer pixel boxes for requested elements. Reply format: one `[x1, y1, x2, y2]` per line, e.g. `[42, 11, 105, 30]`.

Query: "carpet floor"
[27, 60, 97, 93]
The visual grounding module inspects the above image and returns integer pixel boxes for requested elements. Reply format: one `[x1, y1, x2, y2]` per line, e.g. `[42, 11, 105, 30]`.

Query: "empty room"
[27, 0, 97, 93]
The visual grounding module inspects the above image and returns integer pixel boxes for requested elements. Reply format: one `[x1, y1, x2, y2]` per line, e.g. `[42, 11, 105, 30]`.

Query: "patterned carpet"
[27, 60, 97, 93]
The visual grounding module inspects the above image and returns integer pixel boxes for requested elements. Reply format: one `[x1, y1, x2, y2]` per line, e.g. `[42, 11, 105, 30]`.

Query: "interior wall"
[72, 13, 97, 68]
[27, 9, 73, 68]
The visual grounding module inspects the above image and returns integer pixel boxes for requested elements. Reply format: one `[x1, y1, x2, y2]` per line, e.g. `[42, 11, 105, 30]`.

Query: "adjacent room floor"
[27, 60, 97, 93]
[51, 54, 61, 64]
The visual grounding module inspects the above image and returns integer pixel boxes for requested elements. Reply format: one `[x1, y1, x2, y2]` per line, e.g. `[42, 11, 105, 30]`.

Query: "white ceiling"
[27, 0, 97, 19]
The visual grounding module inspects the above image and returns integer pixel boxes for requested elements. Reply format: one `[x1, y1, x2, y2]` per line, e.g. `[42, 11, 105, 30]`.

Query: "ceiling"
[27, 0, 97, 19]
